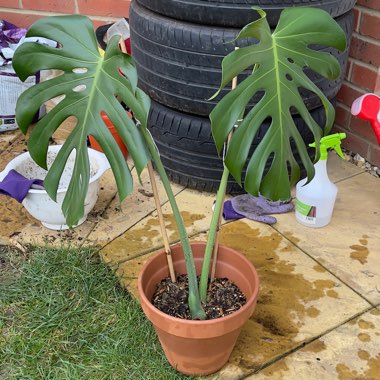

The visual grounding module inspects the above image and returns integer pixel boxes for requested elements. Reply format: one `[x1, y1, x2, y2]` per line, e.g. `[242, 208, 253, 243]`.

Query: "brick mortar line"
[0, 7, 120, 21]
[355, 4, 380, 16]
[346, 57, 354, 80]
[336, 100, 352, 112]
[348, 56, 380, 72]
[355, 5, 362, 34]
[352, 30, 380, 46]
[340, 78, 371, 93]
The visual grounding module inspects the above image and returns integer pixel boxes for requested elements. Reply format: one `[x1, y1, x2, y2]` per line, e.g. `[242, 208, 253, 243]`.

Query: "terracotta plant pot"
[89, 113, 129, 158]
[138, 241, 260, 376]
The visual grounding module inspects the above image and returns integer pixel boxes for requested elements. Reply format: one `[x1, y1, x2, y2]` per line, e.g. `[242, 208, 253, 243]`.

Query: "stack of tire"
[129, 0, 355, 193]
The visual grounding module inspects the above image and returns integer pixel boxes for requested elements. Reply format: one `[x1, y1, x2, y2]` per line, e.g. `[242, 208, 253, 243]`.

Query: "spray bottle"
[295, 133, 346, 228]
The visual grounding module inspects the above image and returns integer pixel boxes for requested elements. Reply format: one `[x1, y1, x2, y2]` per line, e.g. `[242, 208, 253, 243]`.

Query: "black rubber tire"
[136, 0, 355, 27]
[149, 100, 328, 193]
[130, 2, 353, 116]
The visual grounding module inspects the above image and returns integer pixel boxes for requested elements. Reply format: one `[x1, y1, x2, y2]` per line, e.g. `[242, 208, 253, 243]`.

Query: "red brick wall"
[334, 1, 380, 166]
[0, 0, 130, 29]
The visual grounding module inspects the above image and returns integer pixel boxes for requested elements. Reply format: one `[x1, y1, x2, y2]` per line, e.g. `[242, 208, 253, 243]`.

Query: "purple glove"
[223, 200, 245, 220]
[230, 194, 294, 224]
[0, 169, 44, 203]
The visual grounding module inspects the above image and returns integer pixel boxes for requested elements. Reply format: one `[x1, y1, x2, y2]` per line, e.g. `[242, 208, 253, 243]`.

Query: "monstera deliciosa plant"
[13, 7, 346, 325]
[211, 7, 344, 200]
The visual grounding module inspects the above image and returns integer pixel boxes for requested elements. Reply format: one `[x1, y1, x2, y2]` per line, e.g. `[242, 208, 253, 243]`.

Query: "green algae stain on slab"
[326, 289, 339, 298]
[350, 245, 370, 265]
[217, 221, 343, 372]
[336, 354, 380, 380]
[157, 211, 206, 241]
[358, 349, 371, 361]
[99, 217, 161, 265]
[313, 264, 327, 273]
[260, 360, 290, 378]
[303, 339, 327, 353]
[358, 333, 371, 342]
[99, 211, 206, 266]
[350, 235, 370, 265]
[306, 306, 320, 318]
[358, 319, 376, 330]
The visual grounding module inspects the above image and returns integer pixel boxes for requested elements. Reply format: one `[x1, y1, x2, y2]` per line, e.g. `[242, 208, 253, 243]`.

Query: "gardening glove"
[222, 200, 244, 220]
[0, 169, 44, 202]
[229, 194, 294, 225]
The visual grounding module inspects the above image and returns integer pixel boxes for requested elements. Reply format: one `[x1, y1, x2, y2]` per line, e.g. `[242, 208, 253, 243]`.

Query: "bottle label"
[295, 199, 317, 224]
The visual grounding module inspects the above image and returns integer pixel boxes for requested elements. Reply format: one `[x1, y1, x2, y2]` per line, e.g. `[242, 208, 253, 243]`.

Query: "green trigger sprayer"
[295, 133, 346, 228]
[310, 133, 346, 160]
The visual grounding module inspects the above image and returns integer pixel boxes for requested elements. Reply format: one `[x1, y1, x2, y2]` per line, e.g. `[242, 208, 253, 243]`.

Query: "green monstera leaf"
[13, 15, 151, 227]
[210, 7, 346, 200]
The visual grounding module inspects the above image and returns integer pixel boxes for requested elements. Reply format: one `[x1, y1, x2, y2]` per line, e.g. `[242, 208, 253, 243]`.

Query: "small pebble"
[343, 149, 379, 178]
[354, 153, 365, 163]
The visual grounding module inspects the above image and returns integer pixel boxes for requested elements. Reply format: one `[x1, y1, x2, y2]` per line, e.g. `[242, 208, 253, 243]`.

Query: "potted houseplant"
[12, 6, 346, 376]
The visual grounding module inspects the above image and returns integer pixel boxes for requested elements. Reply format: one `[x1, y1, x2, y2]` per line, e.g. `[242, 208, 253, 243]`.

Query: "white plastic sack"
[0, 36, 56, 132]
[0, 64, 38, 132]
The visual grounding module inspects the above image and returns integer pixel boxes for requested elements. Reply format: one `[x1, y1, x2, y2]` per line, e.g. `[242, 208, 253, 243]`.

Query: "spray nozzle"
[309, 133, 346, 160]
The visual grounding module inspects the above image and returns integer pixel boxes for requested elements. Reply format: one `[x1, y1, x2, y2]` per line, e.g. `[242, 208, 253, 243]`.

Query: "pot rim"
[138, 241, 260, 326]
[1, 145, 110, 195]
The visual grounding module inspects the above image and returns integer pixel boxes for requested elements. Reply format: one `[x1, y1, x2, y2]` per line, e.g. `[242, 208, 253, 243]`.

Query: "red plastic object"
[125, 38, 132, 55]
[351, 93, 380, 145]
[89, 112, 129, 158]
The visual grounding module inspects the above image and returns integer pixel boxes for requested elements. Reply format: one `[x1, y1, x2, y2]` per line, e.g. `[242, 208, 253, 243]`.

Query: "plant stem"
[142, 129, 206, 320]
[199, 67, 238, 302]
[199, 163, 230, 302]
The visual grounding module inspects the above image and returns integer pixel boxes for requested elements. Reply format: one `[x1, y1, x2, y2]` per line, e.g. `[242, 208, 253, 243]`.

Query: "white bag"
[0, 63, 38, 132]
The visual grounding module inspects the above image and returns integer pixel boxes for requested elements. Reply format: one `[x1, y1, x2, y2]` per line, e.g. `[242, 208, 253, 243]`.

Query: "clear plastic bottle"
[295, 133, 346, 228]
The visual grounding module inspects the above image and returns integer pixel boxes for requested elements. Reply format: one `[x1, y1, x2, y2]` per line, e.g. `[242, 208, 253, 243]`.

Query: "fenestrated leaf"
[12, 15, 151, 226]
[210, 7, 346, 200]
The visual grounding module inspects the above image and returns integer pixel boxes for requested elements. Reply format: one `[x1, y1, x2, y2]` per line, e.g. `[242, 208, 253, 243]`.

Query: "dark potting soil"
[152, 274, 247, 320]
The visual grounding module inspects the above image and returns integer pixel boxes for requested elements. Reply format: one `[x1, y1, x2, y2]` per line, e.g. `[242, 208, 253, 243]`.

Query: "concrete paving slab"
[0, 135, 28, 172]
[113, 219, 370, 378]
[99, 186, 214, 266]
[87, 165, 184, 249]
[0, 197, 37, 246]
[327, 151, 365, 183]
[275, 171, 380, 305]
[247, 308, 380, 379]
[0, 137, 38, 244]
[0, 129, 23, 153]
